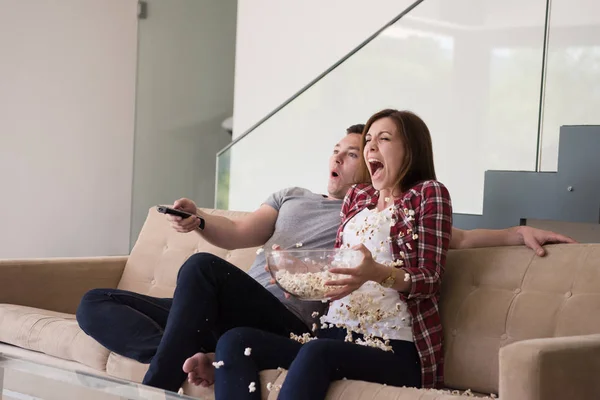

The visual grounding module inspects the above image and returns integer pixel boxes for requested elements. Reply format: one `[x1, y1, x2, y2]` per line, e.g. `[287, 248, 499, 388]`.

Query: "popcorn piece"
[295, 242, 303, 248]
[412, 234, 419, 240]
[277, 366, 284, 372]
[255, 247, 264, 255]
[290, 332, 317, 344]
[265, 382, 282, 393]
[312, 323, 317, 332]
[244, 347, 252, 356]
[355, 336, 393, 352]
[384, 197, 390, 202]
[177, 388, 184, 395]
[248, 381, 256, 393]
[212, 360, 224, 369]
[406, 243, 412, 250]
[408, 209, 415, 216]
[404, 273, 410, 282]
[390, 259, 404, 268]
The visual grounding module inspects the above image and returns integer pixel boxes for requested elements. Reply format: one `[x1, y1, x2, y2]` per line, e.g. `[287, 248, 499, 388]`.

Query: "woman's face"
[364, 117, 406, 192]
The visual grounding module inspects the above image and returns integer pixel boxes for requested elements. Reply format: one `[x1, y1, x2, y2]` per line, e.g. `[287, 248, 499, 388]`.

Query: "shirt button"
[565, 291, 572, 298]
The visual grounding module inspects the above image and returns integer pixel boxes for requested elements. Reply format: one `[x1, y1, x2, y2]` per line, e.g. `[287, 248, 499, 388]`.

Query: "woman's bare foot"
[182, 352, 216, 387]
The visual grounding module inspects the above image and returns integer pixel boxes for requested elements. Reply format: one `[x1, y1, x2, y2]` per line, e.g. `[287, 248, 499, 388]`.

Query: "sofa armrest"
[499, 334, 600, 400]
[0, 257, 127, 314]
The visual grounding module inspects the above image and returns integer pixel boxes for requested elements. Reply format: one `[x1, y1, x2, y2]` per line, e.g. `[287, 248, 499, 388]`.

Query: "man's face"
[327, 134, 363, 199]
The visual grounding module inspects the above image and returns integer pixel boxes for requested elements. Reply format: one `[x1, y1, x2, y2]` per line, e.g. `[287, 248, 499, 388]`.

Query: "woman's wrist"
[370, 262, 392, 284]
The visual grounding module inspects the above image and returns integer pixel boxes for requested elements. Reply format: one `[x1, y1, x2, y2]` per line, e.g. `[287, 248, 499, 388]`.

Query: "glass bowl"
[266, 248, 363, 301]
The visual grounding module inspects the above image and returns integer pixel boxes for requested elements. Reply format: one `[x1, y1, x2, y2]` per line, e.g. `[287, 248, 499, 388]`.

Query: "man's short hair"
[346, 124, 365, 135]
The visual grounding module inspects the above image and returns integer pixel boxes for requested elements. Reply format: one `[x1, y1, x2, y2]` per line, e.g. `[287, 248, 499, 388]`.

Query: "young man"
[76, 125, 574, 392]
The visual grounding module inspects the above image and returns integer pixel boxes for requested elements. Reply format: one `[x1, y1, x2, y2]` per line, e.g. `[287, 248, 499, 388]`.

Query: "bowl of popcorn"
[266, 248, 363, 301]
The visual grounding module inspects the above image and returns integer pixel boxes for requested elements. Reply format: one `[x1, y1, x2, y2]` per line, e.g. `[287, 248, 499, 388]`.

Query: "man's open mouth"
[331, 171, 339, 178]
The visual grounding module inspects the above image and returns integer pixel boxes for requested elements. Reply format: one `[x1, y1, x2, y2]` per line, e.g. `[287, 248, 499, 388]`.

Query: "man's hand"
[168, 198, 200, 233]
[517, 226, 577, 256]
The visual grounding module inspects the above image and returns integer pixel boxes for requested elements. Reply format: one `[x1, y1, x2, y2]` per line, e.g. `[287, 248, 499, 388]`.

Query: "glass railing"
[216, 0, 600, 213]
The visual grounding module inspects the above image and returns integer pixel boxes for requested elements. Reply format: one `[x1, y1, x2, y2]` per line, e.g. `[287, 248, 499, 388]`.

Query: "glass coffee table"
[0, 353, 201, 400]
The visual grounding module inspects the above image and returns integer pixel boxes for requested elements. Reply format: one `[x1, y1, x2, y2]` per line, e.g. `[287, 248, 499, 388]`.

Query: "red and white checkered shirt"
[334, 181, 452, 388]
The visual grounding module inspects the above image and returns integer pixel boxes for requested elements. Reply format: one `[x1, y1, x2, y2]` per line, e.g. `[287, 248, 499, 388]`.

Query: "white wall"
[0, 0, 138, 258]
[226, 0, 600, 214]
[232, 0, 417, 137]
[130, 0, 236, 244]
[227, 0, 547, 213]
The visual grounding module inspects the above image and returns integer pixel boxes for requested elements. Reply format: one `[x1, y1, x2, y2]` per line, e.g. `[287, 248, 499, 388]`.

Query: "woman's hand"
[325, 244, 385, 300]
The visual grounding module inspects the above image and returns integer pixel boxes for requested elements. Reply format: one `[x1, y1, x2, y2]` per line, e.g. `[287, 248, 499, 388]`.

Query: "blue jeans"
[214, 327, 422, 400]
[76, 253, 310, 392]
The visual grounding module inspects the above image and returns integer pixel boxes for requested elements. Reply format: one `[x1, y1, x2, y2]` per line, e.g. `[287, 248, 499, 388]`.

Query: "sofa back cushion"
[118, 208, 257, 297]
[441, 243, 600, 394]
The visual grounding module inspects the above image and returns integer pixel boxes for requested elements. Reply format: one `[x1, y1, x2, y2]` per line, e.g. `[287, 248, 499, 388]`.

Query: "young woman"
[210, 109, 453, 399]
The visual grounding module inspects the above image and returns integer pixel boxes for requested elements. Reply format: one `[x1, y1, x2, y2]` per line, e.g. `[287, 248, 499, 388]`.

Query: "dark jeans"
[213, 326, 422, 400]
[76, 253, 310, 392]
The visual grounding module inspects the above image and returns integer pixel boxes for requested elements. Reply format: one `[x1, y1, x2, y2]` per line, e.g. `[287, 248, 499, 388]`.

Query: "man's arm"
[450, 226, 577, 256]
[168, 199, 278, 250]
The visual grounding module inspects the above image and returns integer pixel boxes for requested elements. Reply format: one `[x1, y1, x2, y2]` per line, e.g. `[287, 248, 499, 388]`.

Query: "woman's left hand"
[325, 244, 382, 300]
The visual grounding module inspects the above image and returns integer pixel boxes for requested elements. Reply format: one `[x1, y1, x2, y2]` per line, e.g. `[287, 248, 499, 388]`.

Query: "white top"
[322, 207, 413, 342]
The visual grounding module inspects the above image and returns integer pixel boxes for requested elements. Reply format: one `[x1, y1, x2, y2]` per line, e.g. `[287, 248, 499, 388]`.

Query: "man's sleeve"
[263, 187, 291, 212]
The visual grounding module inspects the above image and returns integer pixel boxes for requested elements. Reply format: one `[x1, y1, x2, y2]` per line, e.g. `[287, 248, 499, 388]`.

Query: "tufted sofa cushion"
[440, 243, 600, 394]
[117, 207, 258, 296]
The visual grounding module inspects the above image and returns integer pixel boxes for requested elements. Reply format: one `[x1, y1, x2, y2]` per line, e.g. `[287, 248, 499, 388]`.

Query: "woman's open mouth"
[368, 159, 384, 180]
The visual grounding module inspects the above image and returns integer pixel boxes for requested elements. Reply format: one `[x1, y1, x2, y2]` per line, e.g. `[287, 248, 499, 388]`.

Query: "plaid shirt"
[334, 181, 452, 388]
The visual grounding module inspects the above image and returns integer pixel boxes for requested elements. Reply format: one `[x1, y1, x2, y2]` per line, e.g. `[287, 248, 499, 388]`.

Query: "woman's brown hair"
[360, 109, 437, 194]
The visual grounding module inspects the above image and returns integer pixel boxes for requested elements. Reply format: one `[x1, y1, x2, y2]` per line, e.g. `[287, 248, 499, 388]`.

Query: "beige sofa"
[1, 207, 600, 400]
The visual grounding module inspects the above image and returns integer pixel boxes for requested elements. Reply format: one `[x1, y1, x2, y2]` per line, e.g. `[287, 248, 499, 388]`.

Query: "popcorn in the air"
[404, 273, 410, 282]
[255, 247, 264, 255]
[412, 233, 419, 240]
[244, 347, 252, 356]
[212, 360, 224, 369]
[311, 311, 320, 318]
[384, 197, 390, 202]
[408, 209, 415, 216]
[406, 243, 412, 250]
[312, 323, 317, 332]
[248, 381, 256, 393]
[266, 382, 273, 391]
[295, 242, 303, 248]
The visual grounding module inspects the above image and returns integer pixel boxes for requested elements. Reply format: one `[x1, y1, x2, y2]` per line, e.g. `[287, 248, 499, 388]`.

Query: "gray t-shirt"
[246, 187, 343, 327]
